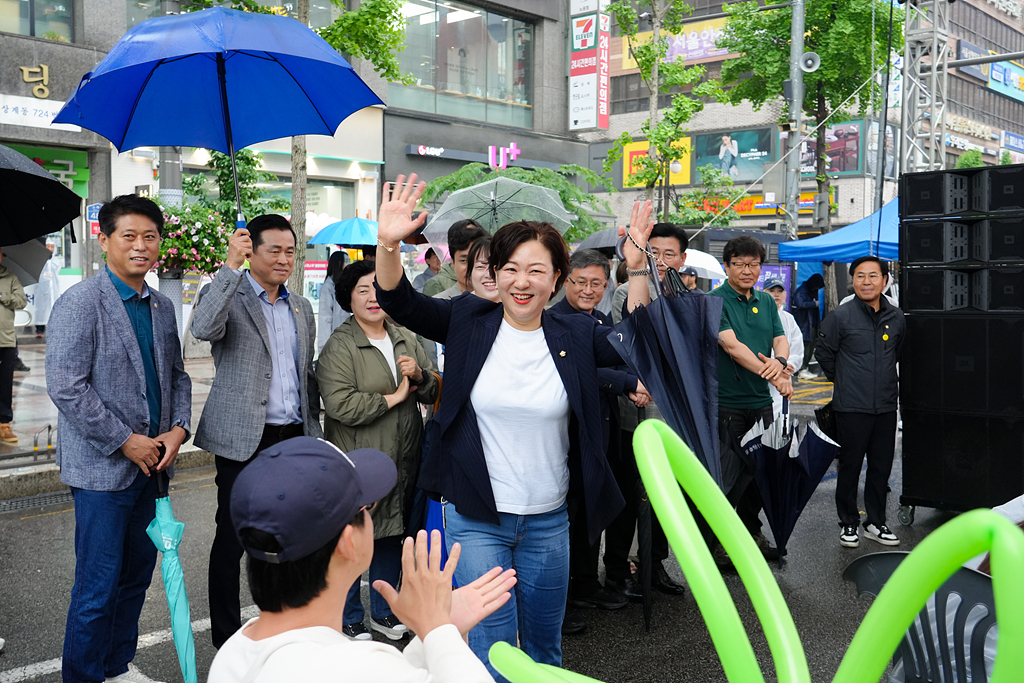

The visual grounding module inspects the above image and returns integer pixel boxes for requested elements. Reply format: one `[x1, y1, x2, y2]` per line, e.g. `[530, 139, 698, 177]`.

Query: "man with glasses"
[553, 249, 644, 626]
[816, 256, 905, 549]
[710, 236, 792, 563]
[610, 223, 692, 598]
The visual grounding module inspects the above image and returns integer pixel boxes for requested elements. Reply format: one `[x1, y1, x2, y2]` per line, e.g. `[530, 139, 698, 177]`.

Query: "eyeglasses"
[729, 261, 762, 272]
[853, 272, 883, 282]
[567, 276, 607, 291]
[650, 249, 680, 261]
[361, 501, 378, 513]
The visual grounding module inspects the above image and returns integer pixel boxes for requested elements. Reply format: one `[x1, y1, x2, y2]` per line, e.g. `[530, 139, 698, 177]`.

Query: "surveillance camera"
[639, 11, 652, 19]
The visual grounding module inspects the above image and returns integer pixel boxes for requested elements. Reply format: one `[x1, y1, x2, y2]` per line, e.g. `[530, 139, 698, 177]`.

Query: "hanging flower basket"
[158, 202, 230, 276]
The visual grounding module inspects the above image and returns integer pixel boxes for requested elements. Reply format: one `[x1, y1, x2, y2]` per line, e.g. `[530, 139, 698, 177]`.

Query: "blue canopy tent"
[778, 199, 898, 262]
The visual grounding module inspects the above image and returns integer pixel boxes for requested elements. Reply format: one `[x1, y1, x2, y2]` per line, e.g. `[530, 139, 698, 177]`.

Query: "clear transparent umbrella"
[423, 177, 575, 245]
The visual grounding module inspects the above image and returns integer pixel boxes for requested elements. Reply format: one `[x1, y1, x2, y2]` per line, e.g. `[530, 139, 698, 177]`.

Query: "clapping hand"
[378, 174, 428, 248]
[396, 354, 424, 383]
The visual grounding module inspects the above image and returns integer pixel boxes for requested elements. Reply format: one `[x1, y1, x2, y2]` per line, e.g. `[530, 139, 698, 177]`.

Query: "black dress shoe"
[652, 564, 686, 595]
[562, 611, 587, 635]
[606, 576, 643, 602]
[568, 586, 629, 610]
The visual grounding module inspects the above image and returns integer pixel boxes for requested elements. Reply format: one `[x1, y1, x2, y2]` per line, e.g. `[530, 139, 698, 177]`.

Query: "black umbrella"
[752, 420, 839, 559]
[609, 286, 724, 489]
[0, 145, 81, 245]
[577, 227, 619, 251]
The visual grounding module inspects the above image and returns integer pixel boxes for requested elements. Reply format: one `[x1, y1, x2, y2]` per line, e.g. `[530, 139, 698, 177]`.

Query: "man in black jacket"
[816, 256, 906, 549]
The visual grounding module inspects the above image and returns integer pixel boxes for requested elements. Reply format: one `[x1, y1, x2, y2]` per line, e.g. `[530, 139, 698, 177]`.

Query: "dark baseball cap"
[763, 277, 786, 291]
[680, 266, 698, 277]
[231, 437, 396, 564]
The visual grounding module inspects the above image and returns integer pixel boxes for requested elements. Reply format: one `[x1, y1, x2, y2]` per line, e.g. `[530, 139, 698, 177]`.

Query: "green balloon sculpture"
[490, 419, 1024, 683]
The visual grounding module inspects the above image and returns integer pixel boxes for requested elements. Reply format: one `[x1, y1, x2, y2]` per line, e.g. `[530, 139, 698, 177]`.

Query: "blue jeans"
[443, 500, 569, 683]
[63, 471, 158, 683]
[344, 535, 403, 624]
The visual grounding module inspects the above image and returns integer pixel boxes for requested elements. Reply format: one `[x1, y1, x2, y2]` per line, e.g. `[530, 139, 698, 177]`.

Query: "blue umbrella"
[53, 7, 384, 227]
[308, 217, 378, 247]
[145, 471, 197, 683]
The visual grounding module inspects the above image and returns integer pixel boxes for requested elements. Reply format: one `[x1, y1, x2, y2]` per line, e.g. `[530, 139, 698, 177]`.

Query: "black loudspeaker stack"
[899, 165, 1024, 516]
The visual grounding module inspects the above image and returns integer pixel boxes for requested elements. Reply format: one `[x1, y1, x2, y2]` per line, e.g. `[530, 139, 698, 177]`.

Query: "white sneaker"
[863, 523, 900, 546]
[796, 369, 817, 381]
[105, 663, 166, 683]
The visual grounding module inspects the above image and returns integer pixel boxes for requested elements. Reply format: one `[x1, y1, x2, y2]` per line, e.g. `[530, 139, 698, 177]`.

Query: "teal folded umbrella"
[146, 471, 197, 683]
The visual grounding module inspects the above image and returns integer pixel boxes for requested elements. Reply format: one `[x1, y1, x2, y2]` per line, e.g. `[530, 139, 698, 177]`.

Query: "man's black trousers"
[835, 411, 898, 528]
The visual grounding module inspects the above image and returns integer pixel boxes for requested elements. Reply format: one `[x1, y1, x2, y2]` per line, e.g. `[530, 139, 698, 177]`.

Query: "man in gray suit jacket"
[191, 213, 322, 648]
[47, 195, 192, 683]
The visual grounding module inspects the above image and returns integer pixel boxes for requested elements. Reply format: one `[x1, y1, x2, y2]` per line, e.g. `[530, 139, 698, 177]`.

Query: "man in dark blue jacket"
[816, 256, 905, 549]
[553, 249, 642, 627]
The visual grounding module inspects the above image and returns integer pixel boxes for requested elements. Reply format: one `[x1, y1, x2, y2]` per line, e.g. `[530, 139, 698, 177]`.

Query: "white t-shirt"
[470, 320, 570, 515]
[208, 619, 493, 683]
[771, 307, 805, 417]
[367, 332, 398, 385]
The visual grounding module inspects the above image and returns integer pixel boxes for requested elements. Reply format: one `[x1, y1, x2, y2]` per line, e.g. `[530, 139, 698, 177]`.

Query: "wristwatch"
[776, 356, 788, 369]
[626, 266, 651, 277]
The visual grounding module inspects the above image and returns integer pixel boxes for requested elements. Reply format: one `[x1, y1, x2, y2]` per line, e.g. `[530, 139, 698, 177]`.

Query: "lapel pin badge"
[559, 350, 566, 357]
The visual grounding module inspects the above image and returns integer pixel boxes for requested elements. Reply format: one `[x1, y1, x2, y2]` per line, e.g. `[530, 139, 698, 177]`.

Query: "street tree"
[670, 164, 744, 227]
[955, 149, 984, 169]
[1000, 150, 1014, 166]
[713, 0, 903, 310]
[420, 162, 616, 244]
[603, 1, 716, 217]
[183, 149, 290, 219]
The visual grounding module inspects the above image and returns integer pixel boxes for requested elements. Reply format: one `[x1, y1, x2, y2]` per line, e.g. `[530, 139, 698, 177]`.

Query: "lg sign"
[418, 145, 444, 156]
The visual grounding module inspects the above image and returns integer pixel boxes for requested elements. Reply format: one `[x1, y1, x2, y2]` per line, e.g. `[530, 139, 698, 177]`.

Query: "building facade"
[379, 0, 591, 188]
[1, 0, 383, 308]
[575, 0, 1024, 260]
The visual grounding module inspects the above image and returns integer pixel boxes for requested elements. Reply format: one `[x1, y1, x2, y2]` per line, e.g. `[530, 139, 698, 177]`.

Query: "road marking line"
[0, 607, 258, 683]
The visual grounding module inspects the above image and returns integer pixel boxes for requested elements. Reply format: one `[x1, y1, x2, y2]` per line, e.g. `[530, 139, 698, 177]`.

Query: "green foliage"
[183, 0, 282, 14]
[1000, 150, 1014, 166]
[157, 202, 231, 275]
[184, 0, 411, 84]
[41, 30, 70, 42]
[183, 149, 290, 218]
[670, 165, 744, 227]
[954, 149, 984, 169]
[715, 0, 904, 121]
[603, 1, 713, 197]
[318, 0, 413, 84]
[420, 163, 616, 243]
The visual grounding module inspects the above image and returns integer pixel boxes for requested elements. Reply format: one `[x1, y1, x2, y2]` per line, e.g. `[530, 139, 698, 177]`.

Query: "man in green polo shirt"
[709, 235, 793, 562]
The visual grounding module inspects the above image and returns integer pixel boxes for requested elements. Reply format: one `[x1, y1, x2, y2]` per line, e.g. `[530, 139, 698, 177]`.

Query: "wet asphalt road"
[0, 404, 954, 683]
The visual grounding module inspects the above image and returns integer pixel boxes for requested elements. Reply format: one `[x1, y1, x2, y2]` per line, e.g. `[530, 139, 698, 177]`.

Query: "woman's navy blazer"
[376, 275, 626, 543]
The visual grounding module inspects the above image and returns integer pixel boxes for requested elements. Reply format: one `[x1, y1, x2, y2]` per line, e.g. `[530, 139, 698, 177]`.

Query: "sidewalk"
[0, 340, 216, 499]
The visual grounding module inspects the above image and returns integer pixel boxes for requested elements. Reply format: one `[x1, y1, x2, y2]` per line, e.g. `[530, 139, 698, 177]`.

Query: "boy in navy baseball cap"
[208, 436, 516, 683]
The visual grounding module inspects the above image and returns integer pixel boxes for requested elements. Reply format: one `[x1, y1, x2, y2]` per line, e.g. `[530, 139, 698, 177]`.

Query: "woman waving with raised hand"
[372, 174, 655, 680]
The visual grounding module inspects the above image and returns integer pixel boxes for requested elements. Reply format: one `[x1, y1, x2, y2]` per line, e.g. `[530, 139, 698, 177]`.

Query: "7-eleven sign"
[572, 15, 597, 50]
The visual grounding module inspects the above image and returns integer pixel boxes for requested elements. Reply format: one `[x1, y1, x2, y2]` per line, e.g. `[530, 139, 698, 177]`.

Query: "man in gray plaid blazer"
[191, 214, 322, 648]
[47, 195, 192, 683]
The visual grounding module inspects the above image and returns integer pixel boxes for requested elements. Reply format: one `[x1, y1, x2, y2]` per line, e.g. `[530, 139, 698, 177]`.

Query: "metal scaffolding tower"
[901, 0, 951, 174]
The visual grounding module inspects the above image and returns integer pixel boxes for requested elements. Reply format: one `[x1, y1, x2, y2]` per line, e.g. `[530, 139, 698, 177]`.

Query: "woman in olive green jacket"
[315, 259, 438, 641]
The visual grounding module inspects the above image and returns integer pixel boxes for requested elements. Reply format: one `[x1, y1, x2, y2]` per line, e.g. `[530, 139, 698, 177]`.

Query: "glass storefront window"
[2, 0, 72, 40]
[126, 1, 162, 29]
[390, 0, 533, 128]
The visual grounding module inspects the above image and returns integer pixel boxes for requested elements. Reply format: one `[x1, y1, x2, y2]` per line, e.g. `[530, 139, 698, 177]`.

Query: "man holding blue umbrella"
[47, 195, 192, 683]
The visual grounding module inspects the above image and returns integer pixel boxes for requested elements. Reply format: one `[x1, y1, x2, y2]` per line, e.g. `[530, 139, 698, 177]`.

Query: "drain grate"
[0, 489, 74, 513]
